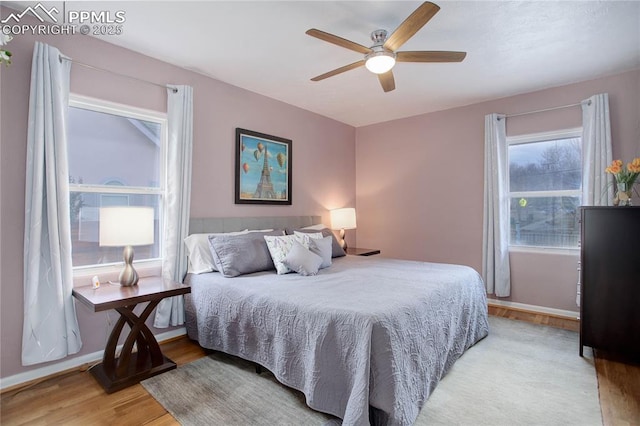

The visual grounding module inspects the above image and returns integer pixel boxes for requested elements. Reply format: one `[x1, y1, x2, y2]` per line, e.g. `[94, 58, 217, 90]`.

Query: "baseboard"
[0, 327, 186, 393]
[487, 299, 579, 320]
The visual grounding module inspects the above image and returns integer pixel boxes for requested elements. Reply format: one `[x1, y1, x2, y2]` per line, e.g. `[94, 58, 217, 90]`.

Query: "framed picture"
[235, 128, 292, 205]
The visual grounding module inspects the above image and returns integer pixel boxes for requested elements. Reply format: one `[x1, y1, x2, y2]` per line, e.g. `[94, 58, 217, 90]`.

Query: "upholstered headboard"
[188, 216, 322, 234]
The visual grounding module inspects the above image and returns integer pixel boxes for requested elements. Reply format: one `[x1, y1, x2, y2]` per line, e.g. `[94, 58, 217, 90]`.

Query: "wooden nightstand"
[72, 276, 191, 393]
[345, 247, 381, 256]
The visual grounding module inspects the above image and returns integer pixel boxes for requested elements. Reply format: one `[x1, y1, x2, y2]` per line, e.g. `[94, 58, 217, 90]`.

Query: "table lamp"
[330, 207, 357, 250]
[99, 206, 154, 286]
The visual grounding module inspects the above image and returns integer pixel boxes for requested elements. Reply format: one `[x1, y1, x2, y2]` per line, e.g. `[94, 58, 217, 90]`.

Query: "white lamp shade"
[99, 206, 155, 247]
[330, 207, 357, 230]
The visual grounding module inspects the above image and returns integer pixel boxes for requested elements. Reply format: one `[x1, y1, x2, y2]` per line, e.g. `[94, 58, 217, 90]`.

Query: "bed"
[183, 216, 489, 425]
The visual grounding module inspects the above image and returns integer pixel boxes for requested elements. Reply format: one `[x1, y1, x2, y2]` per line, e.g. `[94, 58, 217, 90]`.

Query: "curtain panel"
[22, 42, 82, 365]
[482, 113, 511, 297]
[581, 93, 613, 206]
[576, 93, 613, 306]
[154, 85, 193, 328]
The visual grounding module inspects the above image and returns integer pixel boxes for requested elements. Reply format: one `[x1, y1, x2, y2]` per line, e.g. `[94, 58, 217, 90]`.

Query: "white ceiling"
[5, 1, 640, 127]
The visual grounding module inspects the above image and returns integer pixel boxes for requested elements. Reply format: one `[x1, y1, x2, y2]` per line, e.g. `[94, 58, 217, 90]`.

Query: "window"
[68, 96, 166, 268]
[508, 128, 582, 248]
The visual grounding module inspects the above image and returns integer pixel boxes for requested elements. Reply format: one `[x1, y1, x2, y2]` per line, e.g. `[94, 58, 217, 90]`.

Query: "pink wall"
[0, 11, 355, 380]
[356, 69, 640, 312]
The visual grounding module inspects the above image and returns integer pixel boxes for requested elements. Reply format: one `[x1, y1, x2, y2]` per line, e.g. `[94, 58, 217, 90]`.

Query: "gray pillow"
[208, 230, 284, 277]
[283, 240, 323, 276]
[308, 235, 333, 269]
[286, 228, 346, 258]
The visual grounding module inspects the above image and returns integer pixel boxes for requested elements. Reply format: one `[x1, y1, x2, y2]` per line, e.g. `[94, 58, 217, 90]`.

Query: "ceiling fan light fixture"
[365, 51, 396, 74]
[306, 2, 465, 92]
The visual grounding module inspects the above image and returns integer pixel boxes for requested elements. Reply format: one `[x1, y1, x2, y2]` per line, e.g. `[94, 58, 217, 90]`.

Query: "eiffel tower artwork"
[254, 144, 277, 199]
[236, 128, 291, 205]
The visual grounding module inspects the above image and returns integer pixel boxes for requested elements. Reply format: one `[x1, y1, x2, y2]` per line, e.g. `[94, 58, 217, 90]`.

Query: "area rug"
[416, 317, 601, 425]
[142, 317, 602, 425]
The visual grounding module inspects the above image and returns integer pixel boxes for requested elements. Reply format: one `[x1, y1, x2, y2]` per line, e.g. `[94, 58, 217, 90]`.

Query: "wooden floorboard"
[2, 309, 638, 425]
[594, 351, 640, 426]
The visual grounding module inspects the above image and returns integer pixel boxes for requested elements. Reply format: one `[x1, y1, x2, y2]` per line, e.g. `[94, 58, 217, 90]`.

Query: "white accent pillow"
[264, 233, 310, 275]
[294, 230, 323, 240]
[283, 240, 323, 276]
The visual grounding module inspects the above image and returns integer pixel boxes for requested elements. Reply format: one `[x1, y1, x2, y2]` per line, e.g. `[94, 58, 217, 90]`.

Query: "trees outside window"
[508, 129, 582, 248]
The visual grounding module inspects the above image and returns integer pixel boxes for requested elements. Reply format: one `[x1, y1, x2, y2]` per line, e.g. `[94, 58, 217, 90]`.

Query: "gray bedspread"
[184, 256, 488, 425]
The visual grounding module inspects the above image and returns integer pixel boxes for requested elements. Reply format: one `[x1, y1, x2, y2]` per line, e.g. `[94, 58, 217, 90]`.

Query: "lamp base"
[119, 245, 139, 287]
[339, 228, 347, 250]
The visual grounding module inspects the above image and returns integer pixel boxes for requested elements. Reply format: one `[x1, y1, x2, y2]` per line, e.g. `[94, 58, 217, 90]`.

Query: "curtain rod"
[59, 56, 177, 93]
[500, 100, 589, 120]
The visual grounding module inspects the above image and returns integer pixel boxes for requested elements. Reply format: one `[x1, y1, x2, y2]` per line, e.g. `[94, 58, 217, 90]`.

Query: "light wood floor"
[2, 309, 638, 425]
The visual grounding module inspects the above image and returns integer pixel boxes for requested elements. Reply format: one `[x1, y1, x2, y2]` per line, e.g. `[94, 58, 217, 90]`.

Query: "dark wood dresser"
[579, 206, 640, 360]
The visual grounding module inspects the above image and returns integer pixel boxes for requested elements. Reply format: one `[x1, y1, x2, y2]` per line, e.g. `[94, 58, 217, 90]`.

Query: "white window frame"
[68, 94, 167, 275]
[507, 127, 582, 253]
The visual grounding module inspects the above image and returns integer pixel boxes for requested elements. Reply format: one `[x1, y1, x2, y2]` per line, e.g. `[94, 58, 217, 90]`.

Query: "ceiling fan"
[306, 1, 466, 92]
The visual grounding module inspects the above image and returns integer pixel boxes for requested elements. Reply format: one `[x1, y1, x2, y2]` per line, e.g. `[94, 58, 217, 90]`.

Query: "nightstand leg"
[91, 301, 176, 393]
[114, 300, 163, 378]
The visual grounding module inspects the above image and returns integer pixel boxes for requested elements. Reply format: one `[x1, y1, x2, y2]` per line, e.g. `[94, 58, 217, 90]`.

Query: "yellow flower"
[609, 163, 622, 174]
[605, 158, 639, 184]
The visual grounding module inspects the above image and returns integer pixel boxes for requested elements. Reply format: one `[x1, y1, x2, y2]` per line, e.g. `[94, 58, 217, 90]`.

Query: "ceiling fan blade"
[310, 60, 366, 81]
[396, 51, 467, 63]
[384, 2, 440, 52]
[378, 71, 395, 92]
[306, 29, 372, 55]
